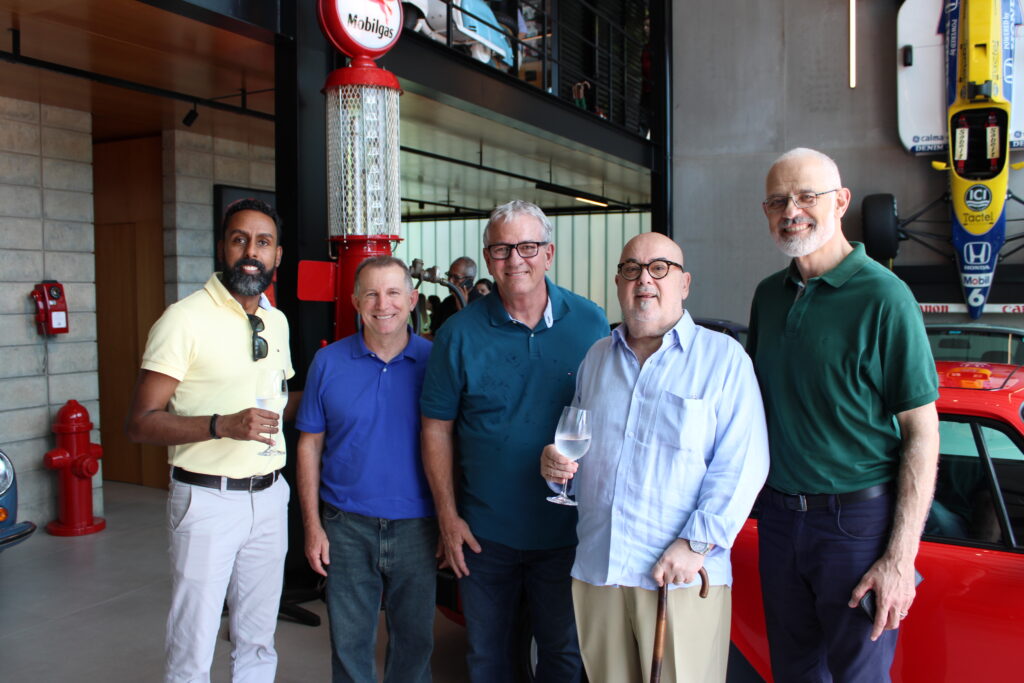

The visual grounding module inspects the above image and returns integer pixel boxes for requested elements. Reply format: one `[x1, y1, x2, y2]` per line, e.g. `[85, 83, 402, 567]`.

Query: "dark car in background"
[694, 318, 748, 346]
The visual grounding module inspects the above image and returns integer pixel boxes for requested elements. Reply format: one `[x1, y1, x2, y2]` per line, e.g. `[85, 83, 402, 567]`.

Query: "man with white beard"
[747, 148, 939, 682]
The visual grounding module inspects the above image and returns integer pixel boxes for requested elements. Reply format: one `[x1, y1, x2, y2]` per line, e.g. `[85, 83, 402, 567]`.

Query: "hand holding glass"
[255, 368, 287, 457]
[547, 406, 591, 506]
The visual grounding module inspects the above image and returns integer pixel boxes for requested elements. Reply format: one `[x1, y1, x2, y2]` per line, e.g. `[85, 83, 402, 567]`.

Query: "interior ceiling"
[0, 0, 650, 218]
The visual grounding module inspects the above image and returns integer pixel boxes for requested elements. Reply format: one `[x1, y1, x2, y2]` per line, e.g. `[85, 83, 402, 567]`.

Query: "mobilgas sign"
[319, 0, 403, 59]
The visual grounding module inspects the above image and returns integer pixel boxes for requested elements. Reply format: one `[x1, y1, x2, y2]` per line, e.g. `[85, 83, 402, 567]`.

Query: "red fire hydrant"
[44, 400, 106, 536]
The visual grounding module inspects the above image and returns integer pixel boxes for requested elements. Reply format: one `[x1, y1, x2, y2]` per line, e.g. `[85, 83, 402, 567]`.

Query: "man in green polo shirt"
[421, 199, 608, 682]
[748, 148, 939, 682]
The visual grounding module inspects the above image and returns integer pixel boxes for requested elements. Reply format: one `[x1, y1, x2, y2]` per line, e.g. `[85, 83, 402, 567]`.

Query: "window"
[927, 416, 1023, 548]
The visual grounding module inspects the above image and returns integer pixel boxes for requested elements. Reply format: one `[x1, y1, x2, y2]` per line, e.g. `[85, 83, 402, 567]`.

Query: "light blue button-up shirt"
[568, 311, 769, 591]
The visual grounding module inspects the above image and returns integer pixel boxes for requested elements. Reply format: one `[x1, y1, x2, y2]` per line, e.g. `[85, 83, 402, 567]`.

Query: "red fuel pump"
[298, 0, 405, 341]
[43, 400, 105, 536]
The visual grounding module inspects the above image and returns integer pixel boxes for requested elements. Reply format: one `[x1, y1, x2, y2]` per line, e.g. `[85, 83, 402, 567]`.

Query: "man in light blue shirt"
[542, 232, 769, 683]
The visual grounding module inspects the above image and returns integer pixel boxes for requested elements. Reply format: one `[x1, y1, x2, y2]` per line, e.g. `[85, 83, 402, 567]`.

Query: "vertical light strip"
[849, 0, 857, 88]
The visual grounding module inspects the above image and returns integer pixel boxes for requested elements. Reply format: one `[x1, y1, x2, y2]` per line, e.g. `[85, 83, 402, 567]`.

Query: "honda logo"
[963, 241, 992, 265]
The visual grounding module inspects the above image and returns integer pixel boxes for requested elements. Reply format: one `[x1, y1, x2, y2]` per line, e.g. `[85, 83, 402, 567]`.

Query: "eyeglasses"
[617, 259, 684, 281]
[484, 241, 549, 260]
[446, 271, 474, 286]
[247, 314, 268, 361]
[762, 189, 839, 214]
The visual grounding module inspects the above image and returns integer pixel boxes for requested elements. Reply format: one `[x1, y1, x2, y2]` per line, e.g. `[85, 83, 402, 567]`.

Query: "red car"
[731, 361, 1024, 682]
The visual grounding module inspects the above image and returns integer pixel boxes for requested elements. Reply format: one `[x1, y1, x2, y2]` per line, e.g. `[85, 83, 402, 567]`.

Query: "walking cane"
[650, 566, 709, 683]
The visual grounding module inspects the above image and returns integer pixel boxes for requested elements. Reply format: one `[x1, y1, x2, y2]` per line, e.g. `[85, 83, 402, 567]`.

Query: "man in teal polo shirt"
[421, 199, 608, 682]
[748, 148, 940, 682]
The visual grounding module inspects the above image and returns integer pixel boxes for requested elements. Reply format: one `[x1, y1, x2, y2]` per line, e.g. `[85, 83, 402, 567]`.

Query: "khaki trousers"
[572, 579, 731, 683]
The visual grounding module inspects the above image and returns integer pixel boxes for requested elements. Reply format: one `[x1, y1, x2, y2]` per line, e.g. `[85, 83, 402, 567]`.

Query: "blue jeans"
[460, 537, 582, 683]
[322, 504, 439, 683]
[758, 491, 898, 683]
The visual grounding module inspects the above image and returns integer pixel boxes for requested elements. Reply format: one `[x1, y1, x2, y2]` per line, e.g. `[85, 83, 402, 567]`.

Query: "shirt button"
[627, 431, 634, 437]
[530, 333, 535, 338]
[382, 368, 388, 373]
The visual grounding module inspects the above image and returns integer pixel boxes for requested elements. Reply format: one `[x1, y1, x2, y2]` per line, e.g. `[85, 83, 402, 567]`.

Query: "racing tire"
[861, 193, 901, 261]
[402, 5, 423, 31]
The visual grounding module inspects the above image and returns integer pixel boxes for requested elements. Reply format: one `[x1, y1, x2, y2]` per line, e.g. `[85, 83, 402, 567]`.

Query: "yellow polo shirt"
[141, 273, 294, 478]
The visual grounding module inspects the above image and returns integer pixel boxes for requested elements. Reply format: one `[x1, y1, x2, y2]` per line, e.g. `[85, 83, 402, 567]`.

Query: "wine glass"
[546, 406, 591, 506]
[255, 368, 287, 457]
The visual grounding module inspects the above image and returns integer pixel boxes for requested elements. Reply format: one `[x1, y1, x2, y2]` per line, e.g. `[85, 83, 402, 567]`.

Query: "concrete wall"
[162, 130, 276, 304]
[0, 113, 277, 529]
[674, 1, 1024, 327]
[0, 97, 101, 525]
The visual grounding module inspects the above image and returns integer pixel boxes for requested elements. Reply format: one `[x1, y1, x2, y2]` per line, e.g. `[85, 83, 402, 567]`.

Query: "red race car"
[731, 360, 1024, 682]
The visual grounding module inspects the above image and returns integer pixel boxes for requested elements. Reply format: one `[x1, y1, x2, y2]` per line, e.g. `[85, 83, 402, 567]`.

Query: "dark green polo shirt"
[747, 243, 938, 494]
[421, 278, 609, 550]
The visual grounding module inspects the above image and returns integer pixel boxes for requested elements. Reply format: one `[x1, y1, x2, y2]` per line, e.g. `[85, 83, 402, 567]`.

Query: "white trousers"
[165, 476, 289, 683]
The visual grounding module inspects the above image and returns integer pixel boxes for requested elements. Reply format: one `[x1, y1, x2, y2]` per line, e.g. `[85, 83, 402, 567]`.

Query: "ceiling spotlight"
[182, 104, 199, 127]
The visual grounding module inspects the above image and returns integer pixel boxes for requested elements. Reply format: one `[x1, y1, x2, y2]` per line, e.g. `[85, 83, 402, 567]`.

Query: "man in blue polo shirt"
[421, 200, 609, 682]
[296, 256, 436, 683]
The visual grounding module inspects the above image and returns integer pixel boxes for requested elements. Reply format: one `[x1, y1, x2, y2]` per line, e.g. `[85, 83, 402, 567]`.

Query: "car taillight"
[0, 507, 8, 522]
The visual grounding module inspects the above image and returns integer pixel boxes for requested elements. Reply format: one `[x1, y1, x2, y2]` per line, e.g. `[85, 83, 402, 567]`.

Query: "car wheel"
[402, 5, 424, 31]
[861, 193, 901, 261]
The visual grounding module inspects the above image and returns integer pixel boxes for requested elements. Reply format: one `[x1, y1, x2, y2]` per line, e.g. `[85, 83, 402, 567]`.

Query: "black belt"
[172, 466, 280, 492]
[762, 483, 891, 512]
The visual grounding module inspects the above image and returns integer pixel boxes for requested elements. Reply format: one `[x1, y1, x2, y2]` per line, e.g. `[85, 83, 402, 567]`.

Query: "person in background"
[430, 256, 477, 333]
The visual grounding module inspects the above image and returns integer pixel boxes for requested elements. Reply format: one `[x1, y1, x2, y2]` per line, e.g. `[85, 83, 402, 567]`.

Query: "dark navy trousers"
[459, 537, 583, 683]
[758, 491, 899, 683]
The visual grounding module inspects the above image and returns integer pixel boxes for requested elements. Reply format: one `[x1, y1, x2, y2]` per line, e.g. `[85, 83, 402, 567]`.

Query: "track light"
[182, 104, 199, 127]
[535, 181, 620, 208]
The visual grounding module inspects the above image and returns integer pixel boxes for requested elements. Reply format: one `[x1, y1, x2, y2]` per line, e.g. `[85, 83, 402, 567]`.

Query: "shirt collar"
[785, 242, 869, 290]
[351, 325, 418, 361]
[206, 273, 273, 313]
[612, 310, 695, 351]
[488, 277, 561, 329]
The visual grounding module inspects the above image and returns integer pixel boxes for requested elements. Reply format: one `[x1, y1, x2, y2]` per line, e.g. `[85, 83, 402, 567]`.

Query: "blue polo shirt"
[296, 329, 435, 520]
[421, 278, 609, 549]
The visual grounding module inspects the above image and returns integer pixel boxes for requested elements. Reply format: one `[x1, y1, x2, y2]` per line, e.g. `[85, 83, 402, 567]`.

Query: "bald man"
[749, 148, 939, 681]
[542, 233, 769, 682]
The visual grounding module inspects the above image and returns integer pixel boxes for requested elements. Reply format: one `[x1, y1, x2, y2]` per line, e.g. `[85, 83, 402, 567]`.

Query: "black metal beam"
[378, 31, 652, 171]
[895, 264, 1024, 302]
[649, 0, 672, 237]
[138, 0, 282, 43]
[0, 31, 273, 122]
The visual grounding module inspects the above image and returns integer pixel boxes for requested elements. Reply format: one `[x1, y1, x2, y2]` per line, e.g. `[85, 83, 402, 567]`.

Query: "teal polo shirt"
[748, 243, 938, 495]
[421, 278, 609, 550]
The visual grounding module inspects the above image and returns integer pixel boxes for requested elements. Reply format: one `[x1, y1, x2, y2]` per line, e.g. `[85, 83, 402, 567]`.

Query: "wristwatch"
[688, 539, 713, 555]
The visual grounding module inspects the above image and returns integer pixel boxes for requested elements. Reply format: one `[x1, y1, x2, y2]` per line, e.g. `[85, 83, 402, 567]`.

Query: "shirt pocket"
[653, 391, 708, 455]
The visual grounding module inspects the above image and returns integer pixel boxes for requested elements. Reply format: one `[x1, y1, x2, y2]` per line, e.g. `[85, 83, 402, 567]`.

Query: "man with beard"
[541, 233, 769, 682]
[127, 198, 294, 682]
[748, 148, 939, 681]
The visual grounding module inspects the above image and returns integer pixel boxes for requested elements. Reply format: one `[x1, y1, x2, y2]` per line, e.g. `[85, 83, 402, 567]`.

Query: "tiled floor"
[0, 481, 470, 682]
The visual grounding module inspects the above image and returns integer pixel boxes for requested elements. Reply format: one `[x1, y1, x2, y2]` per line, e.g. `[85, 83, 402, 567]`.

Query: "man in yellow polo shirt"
[127, 198, 294, 683]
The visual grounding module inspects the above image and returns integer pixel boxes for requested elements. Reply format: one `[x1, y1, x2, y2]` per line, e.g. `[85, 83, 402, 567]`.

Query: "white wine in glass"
[547, 406, 591, 506]
[255, 368, 287, 457]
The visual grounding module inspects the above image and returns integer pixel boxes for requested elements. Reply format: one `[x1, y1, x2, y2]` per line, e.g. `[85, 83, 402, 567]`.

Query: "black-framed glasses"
[484, 241, 549, 260]
[446, 271, 474, 287]
[617, 259, 684, 281]
[762, 189, 839, 214]
[247, 314, 268, 361]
